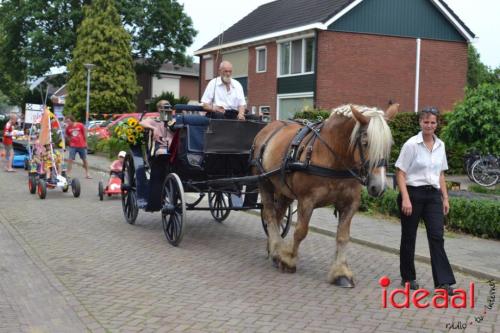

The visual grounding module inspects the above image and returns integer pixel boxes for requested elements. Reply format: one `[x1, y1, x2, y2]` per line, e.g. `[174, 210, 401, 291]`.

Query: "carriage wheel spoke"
[162, 173, 185, 246]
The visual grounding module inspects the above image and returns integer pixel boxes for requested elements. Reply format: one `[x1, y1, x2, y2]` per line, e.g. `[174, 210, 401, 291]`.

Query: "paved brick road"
[0, 167, 497, 332]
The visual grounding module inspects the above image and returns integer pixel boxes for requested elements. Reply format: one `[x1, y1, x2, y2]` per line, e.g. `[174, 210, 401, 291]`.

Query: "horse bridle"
[354, 131, 388, 185]
[313, 123, 386, 186]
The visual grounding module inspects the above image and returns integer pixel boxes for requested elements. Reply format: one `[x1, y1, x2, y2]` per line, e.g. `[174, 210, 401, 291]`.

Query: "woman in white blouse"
[395, 107, 455, 295]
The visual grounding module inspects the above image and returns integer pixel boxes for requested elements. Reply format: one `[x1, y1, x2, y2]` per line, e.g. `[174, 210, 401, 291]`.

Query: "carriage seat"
[173, 104, 205, 115]
[173, 114, 210, 172]
[173, 114, 210, 128]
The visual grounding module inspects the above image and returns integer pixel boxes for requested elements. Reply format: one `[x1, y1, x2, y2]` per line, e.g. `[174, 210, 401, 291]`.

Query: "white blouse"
[395, 131, 448, 189]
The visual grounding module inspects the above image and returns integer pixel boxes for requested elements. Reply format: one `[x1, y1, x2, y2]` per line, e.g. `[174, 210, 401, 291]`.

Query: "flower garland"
[113, 117, 144, 145]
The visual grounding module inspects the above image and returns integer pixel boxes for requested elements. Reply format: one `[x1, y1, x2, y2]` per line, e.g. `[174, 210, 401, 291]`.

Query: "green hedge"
[293, 109, 331, 122]
[388, 112, 419, 171]
[360, 188, 500, 239]
[92, 137, 129, 160]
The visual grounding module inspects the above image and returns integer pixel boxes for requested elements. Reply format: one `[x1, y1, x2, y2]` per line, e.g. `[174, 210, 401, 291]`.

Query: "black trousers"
[398, 186, 456, 287]
[206, 109, 260, 120]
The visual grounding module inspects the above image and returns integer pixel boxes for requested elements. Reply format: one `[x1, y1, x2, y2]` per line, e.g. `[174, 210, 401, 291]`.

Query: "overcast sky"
[179, 0, 499, 69]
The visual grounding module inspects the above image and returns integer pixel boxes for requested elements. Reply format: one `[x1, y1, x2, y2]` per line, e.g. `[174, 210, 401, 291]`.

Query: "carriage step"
[138, 199, 147, 209]
[230, 194, 243, 208]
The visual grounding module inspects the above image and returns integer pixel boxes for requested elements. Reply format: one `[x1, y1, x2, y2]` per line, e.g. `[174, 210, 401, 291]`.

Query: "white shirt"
[201, 77, 246, 110]
[395, 131, 448, 189]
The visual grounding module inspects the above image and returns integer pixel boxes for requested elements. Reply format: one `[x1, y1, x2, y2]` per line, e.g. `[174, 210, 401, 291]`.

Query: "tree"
[467, 45, 500, 89]
[0, 0, 196, 79]
[65, 0, 140, 121]
[441, 83, 500, 155]
[0, 1, 30, 106]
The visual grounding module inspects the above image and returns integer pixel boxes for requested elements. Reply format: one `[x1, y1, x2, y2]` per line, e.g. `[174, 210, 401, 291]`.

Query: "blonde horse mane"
[330, 104, 393, 169]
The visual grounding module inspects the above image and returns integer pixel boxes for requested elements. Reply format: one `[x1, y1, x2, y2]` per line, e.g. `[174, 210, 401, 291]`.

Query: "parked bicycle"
[471, 154, 499, 187]
[463, 149, 481, 181]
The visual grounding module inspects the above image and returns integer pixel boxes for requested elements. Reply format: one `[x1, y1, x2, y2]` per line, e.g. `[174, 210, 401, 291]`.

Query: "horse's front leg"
[276, 199, 313, 273]
[260, 183, 285, 259]
[328, 206, 357, 288]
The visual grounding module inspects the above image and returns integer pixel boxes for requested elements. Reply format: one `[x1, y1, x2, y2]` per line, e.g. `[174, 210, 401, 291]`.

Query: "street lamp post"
[84, 63, 96, 130]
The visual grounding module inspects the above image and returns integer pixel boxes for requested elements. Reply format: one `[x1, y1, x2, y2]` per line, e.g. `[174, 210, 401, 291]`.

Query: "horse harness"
[250, 120, 373, 192]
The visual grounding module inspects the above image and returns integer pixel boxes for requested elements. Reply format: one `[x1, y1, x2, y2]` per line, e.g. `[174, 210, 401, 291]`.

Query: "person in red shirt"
[2, 113, 17, 172]
[64, 115, 91, 178]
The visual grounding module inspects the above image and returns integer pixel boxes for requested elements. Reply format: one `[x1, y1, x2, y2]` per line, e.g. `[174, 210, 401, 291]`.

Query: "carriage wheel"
[28, 174, 37, 194]
[37, 179, 47, 199]
[121, 153, 138, 224]
[208, 191, 231, 222]
[161, 173, 185, 246]
[471, 159, 499, 187]
[71, 178, 81, 198]
[98, 181, 104, 201]
[261, 203, 294, 238]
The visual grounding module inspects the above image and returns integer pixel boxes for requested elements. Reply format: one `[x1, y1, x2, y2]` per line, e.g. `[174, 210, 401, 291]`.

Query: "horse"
[251, 103, 398, 287]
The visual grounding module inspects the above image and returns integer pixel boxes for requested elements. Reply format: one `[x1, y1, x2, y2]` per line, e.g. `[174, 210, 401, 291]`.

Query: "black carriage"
[121, 105, 293, 246]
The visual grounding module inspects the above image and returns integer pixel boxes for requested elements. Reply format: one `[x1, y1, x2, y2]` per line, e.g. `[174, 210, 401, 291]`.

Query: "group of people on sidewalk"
[2, 60, 457, 294]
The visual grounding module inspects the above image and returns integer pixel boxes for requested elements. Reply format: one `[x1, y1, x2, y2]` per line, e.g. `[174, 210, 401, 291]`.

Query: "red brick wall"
[316, 31, 467, 112]
[419, 39, 467, 112]
[247, 42, 278, 119]
[200, 53, 220, 99]
[179, 76, 199, 101]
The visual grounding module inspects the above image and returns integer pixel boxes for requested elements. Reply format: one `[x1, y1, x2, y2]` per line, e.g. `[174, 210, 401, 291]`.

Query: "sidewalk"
[82, 152, 500, 281]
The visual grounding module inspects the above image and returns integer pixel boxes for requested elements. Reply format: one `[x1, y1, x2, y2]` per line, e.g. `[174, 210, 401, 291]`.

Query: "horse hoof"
[278, 261, 296, 273]
[272, 257, 279, 268]
[333, 276, 355, 288]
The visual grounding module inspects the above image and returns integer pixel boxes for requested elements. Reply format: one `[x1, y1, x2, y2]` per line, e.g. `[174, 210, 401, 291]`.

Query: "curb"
[82, 160, 500, 282]
[307, 225, 499, 282]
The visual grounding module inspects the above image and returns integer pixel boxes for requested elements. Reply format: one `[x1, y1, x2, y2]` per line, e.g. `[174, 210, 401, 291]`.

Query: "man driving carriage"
[201, 61, 258, 121]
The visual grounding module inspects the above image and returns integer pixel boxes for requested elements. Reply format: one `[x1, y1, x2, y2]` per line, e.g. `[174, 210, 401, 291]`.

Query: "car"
[88, 113, 159, 140]
[88, 120, 106, 130]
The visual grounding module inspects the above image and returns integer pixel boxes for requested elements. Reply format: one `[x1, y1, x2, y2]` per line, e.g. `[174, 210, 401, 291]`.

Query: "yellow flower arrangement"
[112, 117, 144, 145]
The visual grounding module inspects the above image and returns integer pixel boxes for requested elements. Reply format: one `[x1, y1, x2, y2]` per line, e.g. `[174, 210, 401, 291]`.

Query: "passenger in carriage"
[201, 60, 258, 121]
[138, 100, 173, 211]
[139, 99, 174, 157]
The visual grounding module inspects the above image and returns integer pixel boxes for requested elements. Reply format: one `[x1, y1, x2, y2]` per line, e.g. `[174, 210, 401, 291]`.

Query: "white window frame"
[256, 46, 267, 73]
[277, 35, 315, 78]
[204, 55, 214, 80]
[259, 105, 271, 122]
[276, 92, 314, 120]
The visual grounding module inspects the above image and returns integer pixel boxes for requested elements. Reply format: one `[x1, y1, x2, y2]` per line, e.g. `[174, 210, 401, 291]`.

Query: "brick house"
[135, 62, 200, 112]
[194, 0, 474, 120]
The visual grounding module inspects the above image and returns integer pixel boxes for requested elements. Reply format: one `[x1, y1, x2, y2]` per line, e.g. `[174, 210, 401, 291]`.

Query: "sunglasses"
[421, 107, 439, 115]
[159, 105, 172, 111]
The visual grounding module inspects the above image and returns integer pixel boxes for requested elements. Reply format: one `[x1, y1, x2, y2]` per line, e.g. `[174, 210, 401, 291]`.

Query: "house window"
[278, 37, 315, 76]
[277, 93, 314, 120]
[204, 56, 214, 80]
[256, 47, 267, 73]
[222, 49, 249, 77]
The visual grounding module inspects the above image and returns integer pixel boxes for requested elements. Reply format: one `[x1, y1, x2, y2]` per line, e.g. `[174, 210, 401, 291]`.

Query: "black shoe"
[401, 280, 419, 290]
[435, 284, 455, 296]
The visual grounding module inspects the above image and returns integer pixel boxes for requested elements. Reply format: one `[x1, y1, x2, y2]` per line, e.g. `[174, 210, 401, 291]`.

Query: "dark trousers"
[398, 186, 456, 287]
[206, 109, 260, 120]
